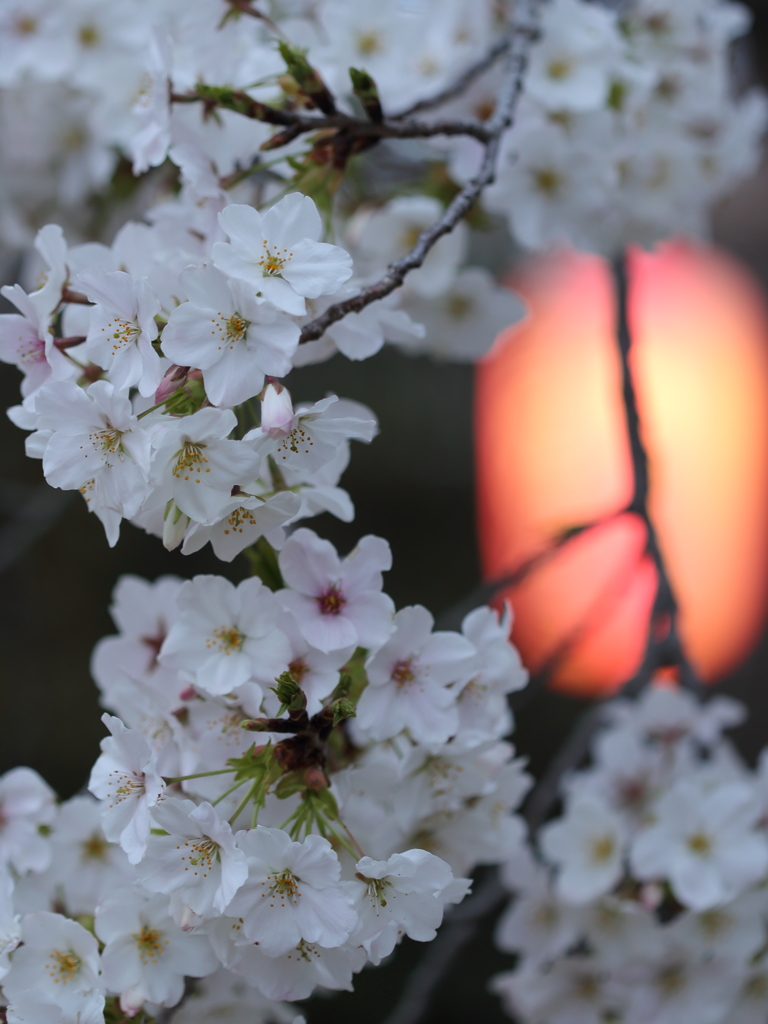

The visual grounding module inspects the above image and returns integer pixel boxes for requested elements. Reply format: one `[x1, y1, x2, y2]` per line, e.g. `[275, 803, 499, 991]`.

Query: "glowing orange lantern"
[475, 241, 768, 697]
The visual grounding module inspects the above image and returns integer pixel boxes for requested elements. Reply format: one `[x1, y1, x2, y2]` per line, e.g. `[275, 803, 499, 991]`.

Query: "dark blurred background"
[2, 8, 768, 1023]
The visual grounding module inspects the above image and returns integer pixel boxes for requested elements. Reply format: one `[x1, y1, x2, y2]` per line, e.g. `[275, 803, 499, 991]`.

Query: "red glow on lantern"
[475, 241, 768, 697]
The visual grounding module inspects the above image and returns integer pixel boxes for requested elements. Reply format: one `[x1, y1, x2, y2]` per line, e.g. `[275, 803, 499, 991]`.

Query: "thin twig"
[299, 0, 541, 344]
[170, 91, 494, 143]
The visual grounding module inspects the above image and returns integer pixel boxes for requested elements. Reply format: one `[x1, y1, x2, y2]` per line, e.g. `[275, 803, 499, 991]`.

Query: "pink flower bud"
[154, 364, 190, 404]
[261, 379, 294, 439]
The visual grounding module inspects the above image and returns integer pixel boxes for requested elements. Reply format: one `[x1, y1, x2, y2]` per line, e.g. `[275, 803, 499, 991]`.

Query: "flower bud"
[162, 499, 190, 551]
[261, 379, 294, 438]
[154, 364, 190, 404]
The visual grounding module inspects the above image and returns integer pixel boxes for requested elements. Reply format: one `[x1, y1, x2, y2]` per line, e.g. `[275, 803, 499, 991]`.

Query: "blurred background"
[1, 7, 768, 1023]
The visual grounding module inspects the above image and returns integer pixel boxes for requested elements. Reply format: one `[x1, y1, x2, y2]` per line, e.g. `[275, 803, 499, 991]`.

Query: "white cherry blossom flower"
[3, 912, 103, 1011]
[159, 575, 290, 695]
[630, 777, 768, 910]
[138, 798, 248, 921]
[0, 282, 68, 396]
[147, 407, 260, 526]
[130, 27, 172, 174]
[351, 849, 456, 961]
[6, 989, 106, 1024]
[356, 605, 475, 744]
[211, 924, 366, 1002]
[96, 887, 217, 1014]
[78, 267, 162, 397]
[277, 529, 395, 654]
[0, 767, 56, 874]
[181, 490, 301, 563]
[246, 394, 377, 476]
[399, 267, 526, 362]
[226, 827, 357, 956]
[541, 792, 627, 904]
[0, 868, 20, 980]
[47, 796, 132, 917]
[526, 0, 620, 112]
[88, 713, 165, 864]
[160, 264, 300, 407]
[212, 194, 353, 316]
[37, 379, 152, 521]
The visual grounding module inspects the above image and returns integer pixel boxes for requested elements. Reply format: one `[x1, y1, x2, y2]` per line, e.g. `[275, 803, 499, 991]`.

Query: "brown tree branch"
[298, 1, 541, 344]
[170, 89, 494, 143]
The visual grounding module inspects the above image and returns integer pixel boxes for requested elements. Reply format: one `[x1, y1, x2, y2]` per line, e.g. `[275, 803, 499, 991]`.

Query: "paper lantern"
[475, 241, 768, 697]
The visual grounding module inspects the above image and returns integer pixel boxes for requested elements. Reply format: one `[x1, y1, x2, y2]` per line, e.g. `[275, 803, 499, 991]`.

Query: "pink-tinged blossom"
[356, 605, 475, 744]
[3, 912, 103, 1012]
[351, 849, 456, 962]
[160, 264, 300, 407]
[0, 284, 62, 396]
[159, 575, 290, 695]
[147, 407, 260, 526]
[540, 793, 628, 904]
[630, 777, 768, 911]
[226, 827, 357, 956]
[96, 887, 217, 1014]
[270, 611, 354, 718]
[88, 713, 165, 864]
[0, 767, 56, 874]
[78, 267, 162, 397]
[90, 574, 183, 712]
[277, 529, 394, 654]
[212, 194, 353, 316]
[37, 380, 152, 523]
[138, 798, 248, 921]
[246, 394, 377, 476]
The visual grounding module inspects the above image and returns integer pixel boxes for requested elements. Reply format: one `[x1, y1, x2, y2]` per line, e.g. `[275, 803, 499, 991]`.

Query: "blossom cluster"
[482, 0, 767, 252]
[0, 541, 529, 1021]
[493, 684, 768, 1024]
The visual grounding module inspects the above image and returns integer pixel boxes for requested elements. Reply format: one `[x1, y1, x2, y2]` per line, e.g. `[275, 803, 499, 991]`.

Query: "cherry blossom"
[212, 195, 353, 316]
[88, 713, 165, 864]
[77, 267, 162, 397]
[278, 529, 395, 653]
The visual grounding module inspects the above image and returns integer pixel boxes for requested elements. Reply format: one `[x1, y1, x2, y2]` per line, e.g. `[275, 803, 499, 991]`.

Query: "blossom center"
[391, 659, 415, 686]
[172, 441, 209, 482]
[276, 424, 312, 458]
[185, 837, 220, 871]
[265, 869, 302, 906]
[532, 168, 562, 197]
[357, 30, 383, 55]
[18, 333, 46, 367]
[81, 833, 108, 862]
[133, 925, 167, 963]
[208, 626, 245, 654]
[316, 585, 346, 616]
[47, 949, 81, 984]
[687, 831, 712, 856]
[658, 964, 686, 995]
[547, 57, 573, 80]
[89, 427, 124, 463]
[356, 873, 390, 907]
[258, 240, 292, 276]
[446, 295, 472, 320]
[103, 316, 141, 352]
[589, 835, 615, 864]
[223, 507, 258, 535]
